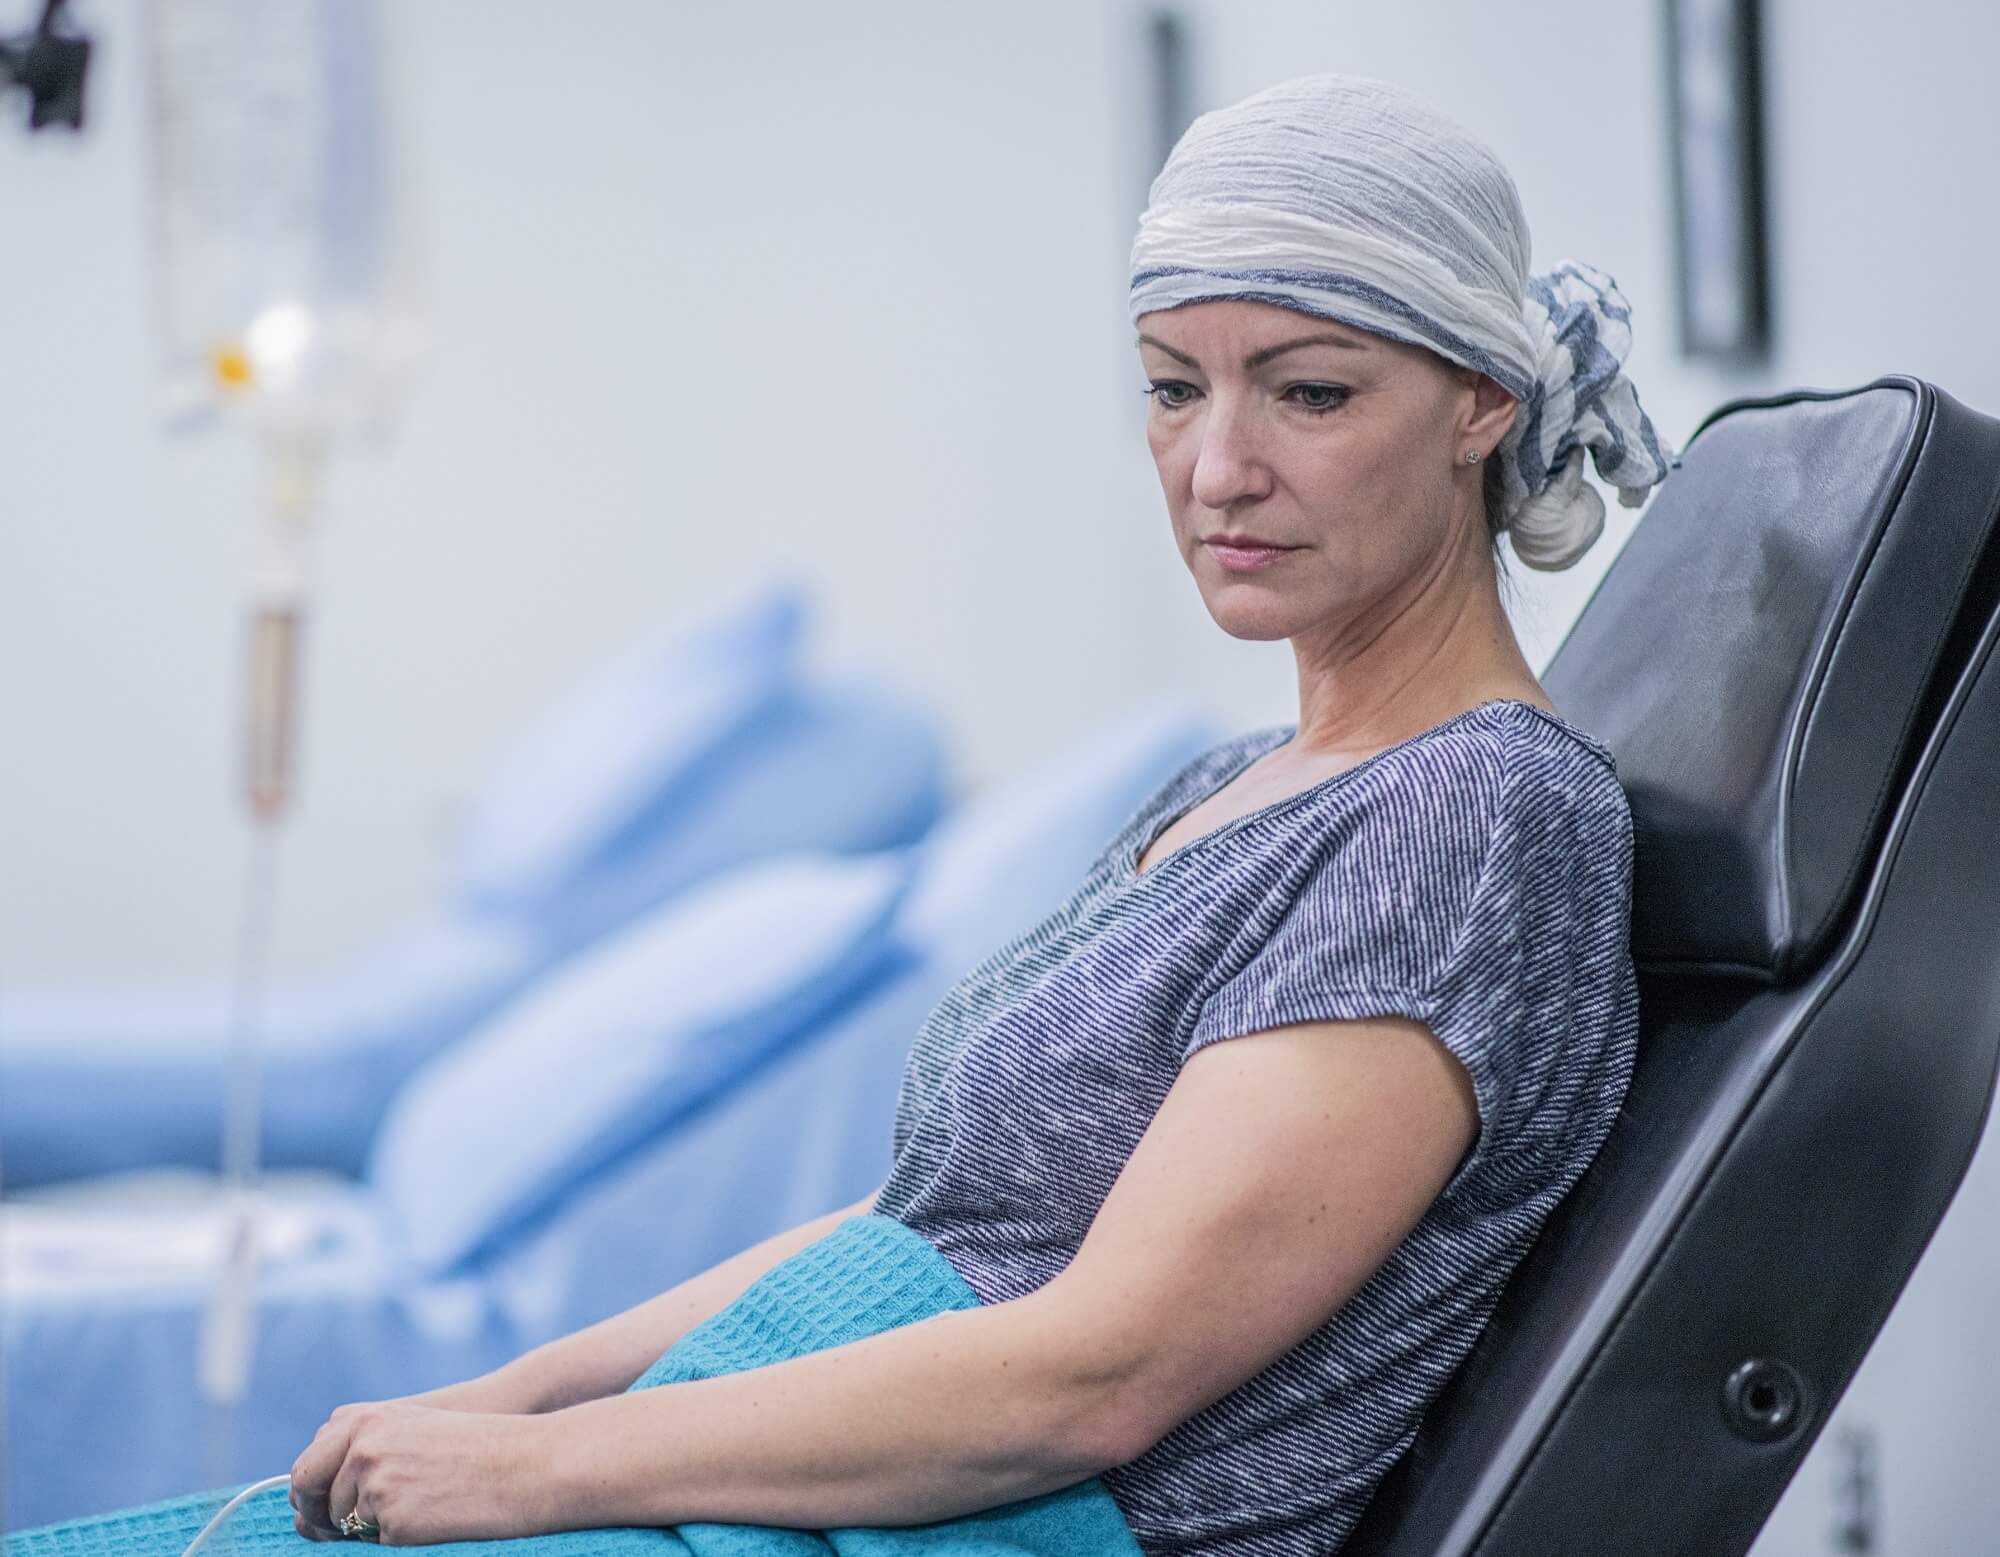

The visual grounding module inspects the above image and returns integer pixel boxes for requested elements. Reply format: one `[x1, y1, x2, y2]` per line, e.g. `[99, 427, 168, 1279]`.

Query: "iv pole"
[142, 0, 425, 1487]
[152, 0, 421, 1495]
[5, 2, 418, 1521]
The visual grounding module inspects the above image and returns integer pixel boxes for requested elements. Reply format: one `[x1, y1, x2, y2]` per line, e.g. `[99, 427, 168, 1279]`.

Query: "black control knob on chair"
[1722, 1358, 1806, 1444]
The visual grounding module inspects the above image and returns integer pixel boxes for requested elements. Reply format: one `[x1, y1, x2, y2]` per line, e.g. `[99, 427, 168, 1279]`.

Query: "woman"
[300, 72, 1667, 1556]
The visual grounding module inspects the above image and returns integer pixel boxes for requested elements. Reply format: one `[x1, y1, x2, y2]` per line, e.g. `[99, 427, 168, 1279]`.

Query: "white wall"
[4, 0, 1175, 984]
[5, 3, 2000, 1545]
[12, 0, 1997, 989]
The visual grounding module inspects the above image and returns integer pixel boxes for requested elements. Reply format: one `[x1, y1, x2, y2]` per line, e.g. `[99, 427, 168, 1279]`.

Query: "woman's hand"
[289, 1401, 557, 1544]
[287, 1370, 546, 1540]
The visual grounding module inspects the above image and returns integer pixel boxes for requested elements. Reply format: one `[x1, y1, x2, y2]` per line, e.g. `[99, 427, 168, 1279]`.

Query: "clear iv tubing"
[179, 1474, 294, 1557]
[197, 430, 324, 1453]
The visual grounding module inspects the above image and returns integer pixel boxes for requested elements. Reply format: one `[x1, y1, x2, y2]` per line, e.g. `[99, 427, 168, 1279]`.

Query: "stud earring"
[1463, 450, 1482, 465]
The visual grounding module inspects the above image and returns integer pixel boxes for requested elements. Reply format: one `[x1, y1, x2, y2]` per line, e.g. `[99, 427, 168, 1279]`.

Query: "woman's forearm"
[535, 1285, 1138, 1532]
[483, 1190, 879, 1415]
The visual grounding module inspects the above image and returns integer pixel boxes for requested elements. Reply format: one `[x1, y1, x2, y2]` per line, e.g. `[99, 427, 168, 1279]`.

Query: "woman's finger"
[291, 1414, 358, 1537]
[291, 1484, 337, 1544]
[341, 1494, 382, 1546]
[328, 1452, 364, 1546]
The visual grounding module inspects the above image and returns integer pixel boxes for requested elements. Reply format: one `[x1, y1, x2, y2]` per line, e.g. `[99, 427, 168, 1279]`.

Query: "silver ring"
[337, 1510, 381, 1541]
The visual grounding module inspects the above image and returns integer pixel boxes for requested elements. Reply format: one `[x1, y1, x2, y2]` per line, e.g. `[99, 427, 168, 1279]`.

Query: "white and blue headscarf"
[1129, 73, 1676, 571]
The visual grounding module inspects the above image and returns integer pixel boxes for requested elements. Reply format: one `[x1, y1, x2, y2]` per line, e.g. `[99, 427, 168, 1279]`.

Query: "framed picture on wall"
[1664, 0, 1771, 359]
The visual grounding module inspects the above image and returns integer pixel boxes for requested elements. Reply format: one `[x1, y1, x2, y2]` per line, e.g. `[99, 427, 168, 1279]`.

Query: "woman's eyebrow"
[1135, 332, 1370, 369]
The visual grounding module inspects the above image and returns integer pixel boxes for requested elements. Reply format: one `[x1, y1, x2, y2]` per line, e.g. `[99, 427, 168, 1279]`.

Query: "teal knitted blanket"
[5, 1215, 1141, 1557]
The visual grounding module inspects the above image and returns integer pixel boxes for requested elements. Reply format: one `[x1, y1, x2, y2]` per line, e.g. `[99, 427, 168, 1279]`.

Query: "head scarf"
[1129, 73, 1676, 570]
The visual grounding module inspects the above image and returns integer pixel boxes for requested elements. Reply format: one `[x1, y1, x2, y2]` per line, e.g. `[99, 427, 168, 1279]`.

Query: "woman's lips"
[1206, 540, 1298, 572]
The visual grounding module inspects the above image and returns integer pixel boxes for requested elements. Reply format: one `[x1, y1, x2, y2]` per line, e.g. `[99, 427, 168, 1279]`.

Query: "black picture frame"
[1146, 8, 1194, 188]
[1664, 0, 1771, 359]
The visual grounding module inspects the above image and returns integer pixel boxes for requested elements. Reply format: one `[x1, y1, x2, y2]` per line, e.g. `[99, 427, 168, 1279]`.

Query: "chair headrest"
[1545, 378, 2000, 978]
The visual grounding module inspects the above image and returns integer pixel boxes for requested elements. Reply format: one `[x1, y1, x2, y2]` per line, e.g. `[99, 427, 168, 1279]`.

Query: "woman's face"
[1136, 298, 1509, 645]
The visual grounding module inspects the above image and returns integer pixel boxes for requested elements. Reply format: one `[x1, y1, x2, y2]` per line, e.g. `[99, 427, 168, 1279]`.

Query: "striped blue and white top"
[875, 698, 1638, 1557]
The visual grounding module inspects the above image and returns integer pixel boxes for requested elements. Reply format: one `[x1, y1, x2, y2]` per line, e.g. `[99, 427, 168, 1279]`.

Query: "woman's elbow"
[1029, 1390, 1153, 1482]
[1068, 1389, 1175, 1474]
[1026, 1308, 1184, 1474]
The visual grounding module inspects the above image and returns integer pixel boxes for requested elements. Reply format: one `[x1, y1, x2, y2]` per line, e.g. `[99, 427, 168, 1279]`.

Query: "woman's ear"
[1464, 371, 1520, 450]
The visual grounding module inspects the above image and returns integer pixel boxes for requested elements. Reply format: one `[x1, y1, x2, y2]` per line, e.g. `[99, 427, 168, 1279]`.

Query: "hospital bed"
[0, 586, 947, 1188]
[1, 701, 1216, 1526]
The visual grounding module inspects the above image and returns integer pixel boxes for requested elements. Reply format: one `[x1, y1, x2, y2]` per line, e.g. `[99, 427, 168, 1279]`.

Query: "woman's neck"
[1284, 548, 1545, 761]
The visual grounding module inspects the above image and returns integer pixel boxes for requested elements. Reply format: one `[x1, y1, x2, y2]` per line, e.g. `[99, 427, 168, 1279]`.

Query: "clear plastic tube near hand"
[180, 1476, 293, 1557]
[196, 429, 320, 1416]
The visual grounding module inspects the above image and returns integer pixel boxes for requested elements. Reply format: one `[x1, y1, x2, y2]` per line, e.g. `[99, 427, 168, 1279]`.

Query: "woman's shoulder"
[1308, 698, 1633, 885]
[1329, 702, 1633, 969]
[1157, 698, 1631, 876]
[1376, 697, 1627, 817]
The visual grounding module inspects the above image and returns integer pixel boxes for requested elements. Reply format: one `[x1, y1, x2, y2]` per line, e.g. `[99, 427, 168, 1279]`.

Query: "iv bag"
[146, 0, 424, 438]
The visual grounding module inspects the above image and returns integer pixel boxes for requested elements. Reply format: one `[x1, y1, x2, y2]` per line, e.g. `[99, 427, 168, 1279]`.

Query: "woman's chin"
[1199, 587, 1307, 643]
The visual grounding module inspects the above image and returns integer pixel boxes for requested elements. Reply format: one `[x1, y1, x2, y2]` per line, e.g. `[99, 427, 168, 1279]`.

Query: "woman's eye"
[1144, 380, 1197, 410]
[1286, 383, 1349, 413]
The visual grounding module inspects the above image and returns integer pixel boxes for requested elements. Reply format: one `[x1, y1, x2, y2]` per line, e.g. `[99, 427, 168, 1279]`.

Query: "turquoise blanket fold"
[5, 1216, 1141, 1557]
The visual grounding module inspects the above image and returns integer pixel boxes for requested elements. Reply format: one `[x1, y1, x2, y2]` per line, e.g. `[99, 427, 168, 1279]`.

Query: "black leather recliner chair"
[1346, 376, 2000, 1555]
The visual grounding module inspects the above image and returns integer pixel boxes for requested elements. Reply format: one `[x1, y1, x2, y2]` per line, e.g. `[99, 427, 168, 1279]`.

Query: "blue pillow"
[900, 697, 1219, 975]
[449, 584, 806, 916]
[524, 674, 948, 954]
[367, 850, 914, 1275]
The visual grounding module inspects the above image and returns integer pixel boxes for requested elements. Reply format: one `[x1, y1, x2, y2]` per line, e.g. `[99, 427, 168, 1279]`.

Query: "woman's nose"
[1188, 395, 1273, 510]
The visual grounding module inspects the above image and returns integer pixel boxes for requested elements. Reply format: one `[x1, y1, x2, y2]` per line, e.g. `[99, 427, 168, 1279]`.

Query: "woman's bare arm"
[293, 1021, 1476, 1542]
[528, 1018, 1472, 1529]
[412, 1186, 880, 1415]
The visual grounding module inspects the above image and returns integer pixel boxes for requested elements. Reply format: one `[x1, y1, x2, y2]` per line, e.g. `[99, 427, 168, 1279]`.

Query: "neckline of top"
[1121, 697, 1615, 883]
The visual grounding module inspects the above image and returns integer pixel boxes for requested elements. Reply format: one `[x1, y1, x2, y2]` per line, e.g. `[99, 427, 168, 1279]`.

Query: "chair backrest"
[1345, 376, 2000, 1556]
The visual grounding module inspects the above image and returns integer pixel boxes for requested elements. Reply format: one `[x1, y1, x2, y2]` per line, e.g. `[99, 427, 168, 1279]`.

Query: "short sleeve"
[1184, 734, 1633, 1204]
